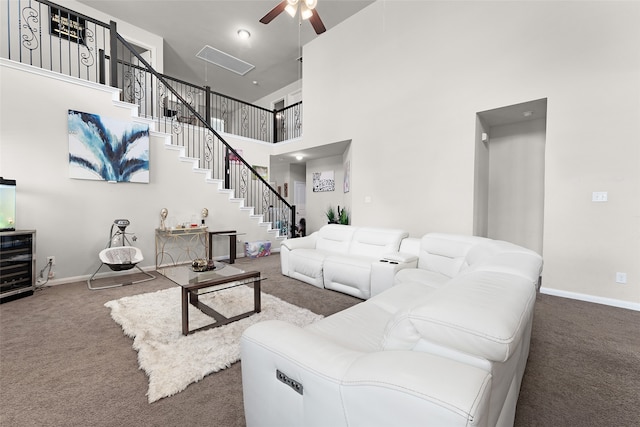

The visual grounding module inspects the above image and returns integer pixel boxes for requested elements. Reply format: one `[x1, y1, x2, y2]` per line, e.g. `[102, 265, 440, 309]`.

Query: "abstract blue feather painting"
[68, 110, 150, 183]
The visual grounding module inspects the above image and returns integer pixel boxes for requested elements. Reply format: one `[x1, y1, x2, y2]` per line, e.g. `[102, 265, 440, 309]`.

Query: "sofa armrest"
[370, 257, 418, 297]
[341, 351, 492, 427]
[241, 320, 362, 427]
[281, 232, 318, 251]
[381, 251, 418, 264]
[241, 320, 492, 427]
[399, 237, 421, 255]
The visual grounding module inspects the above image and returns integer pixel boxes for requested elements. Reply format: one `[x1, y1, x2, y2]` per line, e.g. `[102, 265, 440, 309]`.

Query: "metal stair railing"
[2, 0, 302, 144]
[1, 0, 296, 237]
[113, 33, 296, 238]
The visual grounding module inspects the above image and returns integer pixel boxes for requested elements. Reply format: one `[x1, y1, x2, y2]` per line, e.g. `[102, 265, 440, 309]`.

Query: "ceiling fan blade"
[309, 10, 326, 34]
[260, 0, 288, 24]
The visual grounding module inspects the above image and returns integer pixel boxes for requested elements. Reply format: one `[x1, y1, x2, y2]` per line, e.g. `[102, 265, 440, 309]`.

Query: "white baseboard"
[44, 250, 281, 287]
[540, 287, 640, 312]
[42, 264, 157, 287]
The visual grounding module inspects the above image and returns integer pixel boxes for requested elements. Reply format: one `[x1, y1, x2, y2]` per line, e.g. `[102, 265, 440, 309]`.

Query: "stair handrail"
[114, 32, 296, 237]
[1, 0, 297, 237]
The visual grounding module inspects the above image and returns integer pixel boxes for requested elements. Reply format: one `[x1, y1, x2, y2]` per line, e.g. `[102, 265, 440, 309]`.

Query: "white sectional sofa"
[279, 224, 412, 299]
[241, 232, 543, 427]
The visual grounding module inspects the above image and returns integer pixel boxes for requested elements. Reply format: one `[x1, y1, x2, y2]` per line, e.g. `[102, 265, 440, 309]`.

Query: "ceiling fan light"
[285, 3, 297, 17]
[305, 0, 317, 10]
[301, 5, 313, 20]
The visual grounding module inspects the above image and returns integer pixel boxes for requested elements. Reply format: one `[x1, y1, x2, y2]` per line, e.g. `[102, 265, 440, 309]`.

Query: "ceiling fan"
[260, 0, 327, 35]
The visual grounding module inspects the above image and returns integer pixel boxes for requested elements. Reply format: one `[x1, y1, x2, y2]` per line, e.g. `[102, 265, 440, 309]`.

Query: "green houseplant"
[325, 206, 337, 224]
[338, 207, 349, 225]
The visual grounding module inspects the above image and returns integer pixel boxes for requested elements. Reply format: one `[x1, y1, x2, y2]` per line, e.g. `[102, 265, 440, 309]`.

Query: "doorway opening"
[273, 98, 285, 142]
[473, 98, 547, 254]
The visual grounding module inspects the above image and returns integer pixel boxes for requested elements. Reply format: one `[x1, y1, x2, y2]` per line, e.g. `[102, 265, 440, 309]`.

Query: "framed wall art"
[313, 170, 335, 192]
[252, 165, 268, 181]
[68, 109, 150, 183]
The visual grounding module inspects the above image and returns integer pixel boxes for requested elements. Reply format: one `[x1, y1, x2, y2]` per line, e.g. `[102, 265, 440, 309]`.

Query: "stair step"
[151, 124, 283, 252]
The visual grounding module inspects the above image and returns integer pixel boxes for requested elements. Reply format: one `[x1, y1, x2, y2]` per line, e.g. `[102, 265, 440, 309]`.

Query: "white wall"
[301, 1, 640, 307]
[0, 61, 274, 282]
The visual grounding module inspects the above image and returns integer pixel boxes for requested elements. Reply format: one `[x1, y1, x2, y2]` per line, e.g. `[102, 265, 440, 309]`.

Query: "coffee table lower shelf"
[182, 274, 262, 335]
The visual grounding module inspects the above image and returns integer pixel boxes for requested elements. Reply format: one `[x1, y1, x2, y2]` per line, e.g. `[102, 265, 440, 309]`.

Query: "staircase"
[1, 0, 296, 245]
[127, 112, 287, 258]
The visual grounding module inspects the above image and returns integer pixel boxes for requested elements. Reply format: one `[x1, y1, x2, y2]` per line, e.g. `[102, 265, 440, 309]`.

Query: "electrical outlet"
[47, 256, 55, 266]
[615, 272, 627, 284]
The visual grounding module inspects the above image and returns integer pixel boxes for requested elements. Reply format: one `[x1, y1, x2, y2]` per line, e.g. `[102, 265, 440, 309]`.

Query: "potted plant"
[338, 207, 349, 225]
[325, 206, 337, 224]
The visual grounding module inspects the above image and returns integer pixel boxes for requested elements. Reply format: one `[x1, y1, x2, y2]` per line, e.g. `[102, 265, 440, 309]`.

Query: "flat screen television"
[0, 178, 16, 231]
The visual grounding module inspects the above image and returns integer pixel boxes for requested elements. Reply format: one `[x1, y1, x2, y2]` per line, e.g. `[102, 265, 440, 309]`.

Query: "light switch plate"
[592, 191, 608, 202]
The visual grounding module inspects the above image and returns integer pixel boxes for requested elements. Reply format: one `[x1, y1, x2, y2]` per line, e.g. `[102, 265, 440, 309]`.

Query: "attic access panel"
[196, 45, 255, 76]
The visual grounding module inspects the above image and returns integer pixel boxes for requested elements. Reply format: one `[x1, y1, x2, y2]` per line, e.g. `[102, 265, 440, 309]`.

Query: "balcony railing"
[2, 0, 296, 237]
[1, 0, 302, 143]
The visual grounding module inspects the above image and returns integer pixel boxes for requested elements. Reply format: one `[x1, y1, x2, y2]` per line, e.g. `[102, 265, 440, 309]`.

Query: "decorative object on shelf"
[191, 259, 208, 272]
[160, 208, 168, 230]
[201, 208, 209, 226]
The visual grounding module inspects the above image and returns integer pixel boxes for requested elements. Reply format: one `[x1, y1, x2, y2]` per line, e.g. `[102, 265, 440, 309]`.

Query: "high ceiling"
[76, 0, 374, 103]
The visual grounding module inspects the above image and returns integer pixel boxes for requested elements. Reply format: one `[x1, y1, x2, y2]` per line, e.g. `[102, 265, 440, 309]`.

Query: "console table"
[155, 227, 208, 268]
[208, 230, 245, 264]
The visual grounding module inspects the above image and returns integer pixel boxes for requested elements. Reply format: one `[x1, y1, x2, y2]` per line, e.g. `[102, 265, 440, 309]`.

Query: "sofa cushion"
[306, 301, 392, 352]
[315, 224, 356, 254]
[419, 234, 487, 278]
[288, 249, 330, 288]
[382, 272, 537, 362]
[368, 281, 440, 315]
[393, 268, 450, 288]
[348, 227, 409, 258]
[466, 251, 543, 286]
[323, 255, 375, 299]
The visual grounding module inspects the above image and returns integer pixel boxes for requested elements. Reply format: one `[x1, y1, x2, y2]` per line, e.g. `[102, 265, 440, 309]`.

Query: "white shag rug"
[105, 285, 322, 403]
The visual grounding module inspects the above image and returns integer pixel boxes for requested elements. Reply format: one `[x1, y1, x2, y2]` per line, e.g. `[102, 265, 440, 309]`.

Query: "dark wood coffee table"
[157, 262, 263, 335]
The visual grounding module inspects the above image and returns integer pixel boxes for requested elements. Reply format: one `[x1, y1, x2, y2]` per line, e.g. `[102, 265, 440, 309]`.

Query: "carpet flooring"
[1, 254, 639, 426]
[105, 285, 322, 403]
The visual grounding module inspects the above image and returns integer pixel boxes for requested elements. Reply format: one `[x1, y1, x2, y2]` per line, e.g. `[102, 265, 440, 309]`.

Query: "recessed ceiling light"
[237, 29, 251, 40]
[295, 155, 303, 161]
